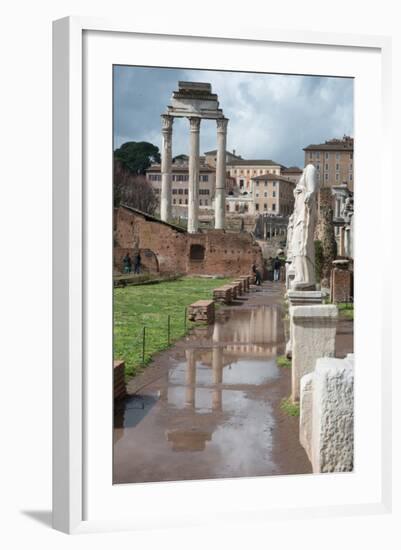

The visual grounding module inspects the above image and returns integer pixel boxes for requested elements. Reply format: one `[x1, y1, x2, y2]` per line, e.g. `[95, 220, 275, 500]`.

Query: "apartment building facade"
[303, 135, 354, 191]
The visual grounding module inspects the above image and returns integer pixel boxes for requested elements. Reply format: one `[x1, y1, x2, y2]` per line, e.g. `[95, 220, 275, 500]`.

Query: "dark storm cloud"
[113, 65, 353, 167]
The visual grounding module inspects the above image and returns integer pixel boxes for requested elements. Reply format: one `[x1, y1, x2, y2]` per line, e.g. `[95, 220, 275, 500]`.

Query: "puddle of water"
[114, 300, 286, 483]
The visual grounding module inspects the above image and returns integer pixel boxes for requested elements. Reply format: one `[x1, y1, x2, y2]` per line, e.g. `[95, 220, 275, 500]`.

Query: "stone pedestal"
[187, 299, 215, 324]
[330, 260, 352, 303]
[188, 117, 201, 233]
[215, 118, 228, 229]
[285, 290, 326, 358]
[300, 354, 354, 473]
[213, 286, 232, 304]
[290, 304, 338, 402]
[160, 115, 173, 222]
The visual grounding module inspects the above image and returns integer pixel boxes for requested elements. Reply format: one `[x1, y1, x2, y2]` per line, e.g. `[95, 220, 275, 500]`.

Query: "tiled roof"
[304, 137, 354, 151]
[226, 159, 283, 167]
[251, 174, 296, 183]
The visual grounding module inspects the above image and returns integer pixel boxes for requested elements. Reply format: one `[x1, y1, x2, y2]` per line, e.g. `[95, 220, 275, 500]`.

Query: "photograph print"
[112, 65, 354, 484]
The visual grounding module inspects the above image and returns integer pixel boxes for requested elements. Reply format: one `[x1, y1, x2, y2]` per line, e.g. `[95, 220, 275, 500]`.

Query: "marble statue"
[290, 163, 319, 290]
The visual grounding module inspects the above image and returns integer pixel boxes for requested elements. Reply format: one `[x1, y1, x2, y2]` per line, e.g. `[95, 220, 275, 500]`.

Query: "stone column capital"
[161, 114, 174, 132]
[189, 117, 201, 132]
[216, 117, 228, 133]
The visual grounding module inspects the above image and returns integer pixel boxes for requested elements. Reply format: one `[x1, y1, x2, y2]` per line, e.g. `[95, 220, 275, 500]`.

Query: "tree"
[114, 160, 158, 215]
[114, 141, 161, 175]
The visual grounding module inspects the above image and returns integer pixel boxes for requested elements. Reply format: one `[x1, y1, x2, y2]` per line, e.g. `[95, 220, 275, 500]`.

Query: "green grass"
[276, 355, 291, 368]
[114, 276, 231, 377]
[280, 397, 300, 417]
[337, 302, 354, 320]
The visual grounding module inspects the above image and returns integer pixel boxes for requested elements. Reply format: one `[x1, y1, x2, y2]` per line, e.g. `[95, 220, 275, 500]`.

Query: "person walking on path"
[252, 263, 262, 286]
[273, 256, 281, 282]
[134, 251, 142, 274]
[123, 253, 132, 274]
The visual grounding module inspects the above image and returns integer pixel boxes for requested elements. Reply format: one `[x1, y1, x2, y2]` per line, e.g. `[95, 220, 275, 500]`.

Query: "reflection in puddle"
[114, 301, 286, 482]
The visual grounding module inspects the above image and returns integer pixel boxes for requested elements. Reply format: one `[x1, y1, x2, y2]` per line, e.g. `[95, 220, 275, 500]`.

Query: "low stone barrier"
[290, 304, 338, 401]
[213, 286, 233, 304]
[233, 279, 244, 295]
[114, 360, 126, 400]
[187, 300, 215, 324]
[300, 354, 354, 473]
[239, 275, 250, 292]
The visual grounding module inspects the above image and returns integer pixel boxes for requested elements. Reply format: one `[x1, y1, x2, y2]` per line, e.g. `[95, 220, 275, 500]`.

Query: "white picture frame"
[52, 16, 392, 534]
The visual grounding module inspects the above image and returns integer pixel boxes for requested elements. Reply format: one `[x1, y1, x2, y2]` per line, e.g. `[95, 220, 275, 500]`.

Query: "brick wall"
[114, 206, 263, 278]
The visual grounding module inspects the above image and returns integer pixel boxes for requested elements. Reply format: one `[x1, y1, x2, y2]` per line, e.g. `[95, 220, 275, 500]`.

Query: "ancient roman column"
[215, 117, 228, 229]
[188, 117, 201, 233]
[160, 114, 174, 222]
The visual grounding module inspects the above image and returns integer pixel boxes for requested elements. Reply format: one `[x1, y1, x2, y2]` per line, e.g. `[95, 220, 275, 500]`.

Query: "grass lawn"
[337, 302, 354, 320]
[114, 276, 231, 377]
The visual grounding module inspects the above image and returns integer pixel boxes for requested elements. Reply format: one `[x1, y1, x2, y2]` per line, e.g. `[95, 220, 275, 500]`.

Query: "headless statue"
[290, 163, 319, 290]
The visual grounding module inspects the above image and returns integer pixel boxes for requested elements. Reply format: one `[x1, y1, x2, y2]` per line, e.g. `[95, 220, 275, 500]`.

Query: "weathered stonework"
[114, 206, 263, 278]
[300, 355, 354, 473]
[213, 286, 233, 304]
[291, 304, 338, 402]
[187, 300, 215, 324]
[330, 261, 353, 303]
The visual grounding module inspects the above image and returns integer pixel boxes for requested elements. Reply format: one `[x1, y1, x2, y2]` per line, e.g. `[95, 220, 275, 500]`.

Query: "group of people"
[252, 256, 282, 285]
[122, 252, 141, 274]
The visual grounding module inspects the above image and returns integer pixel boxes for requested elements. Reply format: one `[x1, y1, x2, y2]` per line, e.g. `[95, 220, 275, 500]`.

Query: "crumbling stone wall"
[315, 188, 337, 287]
[114, 206, 263, 277]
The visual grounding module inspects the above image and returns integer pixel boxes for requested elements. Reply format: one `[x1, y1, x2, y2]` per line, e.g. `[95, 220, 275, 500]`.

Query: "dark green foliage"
[114, 141, 161, 175]
[314, 240, 324, 283]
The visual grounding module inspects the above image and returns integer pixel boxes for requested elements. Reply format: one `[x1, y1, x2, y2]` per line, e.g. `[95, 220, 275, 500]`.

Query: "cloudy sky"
[113, 65, 353, 168]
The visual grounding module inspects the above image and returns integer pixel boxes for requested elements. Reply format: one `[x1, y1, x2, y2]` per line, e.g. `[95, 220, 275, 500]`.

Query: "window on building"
[272, 203, 276, 211]
[325, 173, 328, 181]
[316, 163, 320, 170]
[256, 181, 259, 186]
[173, 199, 176, 204]
[309, 152, 313, 160]
[336, 163, 339, 170]
[273, 191, 276, 197]
[199, 200, 203, 206]
[185, 199, 188, 205]
[350, 152, 353, 160]
[253, 170, 256, 174]
[264, 203, 267, 210]
[255, 204, 259, 211]
[264, 181, 268, 187]
[205, 200, 208, 206]
[178, 189, 183, 195]
[235, 204, 239, 212]
[172, 189, 177, 194]
[325, 152, 329, 159]
[316, 152, 320, 159]
[200, 175, 209, 182]
[325, 163, 328, 170]
[264, 192, 267, 197]
[350, 173, 353, 181]
[179, 199, 182, 204]
[336, 152, 340, 160]
[189, 244, 205, 261]
[239, 179, 244, 188]
[336, 173, 339, 181]
[256, 193, 259, 198]
[184, 189, 188, 195]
